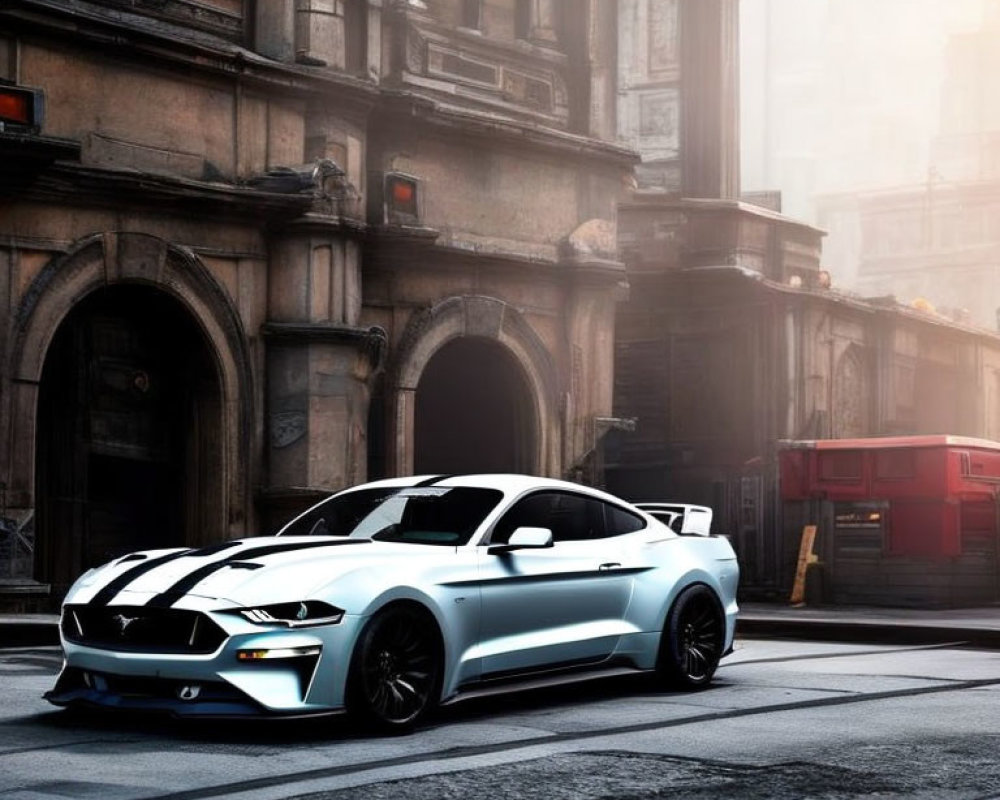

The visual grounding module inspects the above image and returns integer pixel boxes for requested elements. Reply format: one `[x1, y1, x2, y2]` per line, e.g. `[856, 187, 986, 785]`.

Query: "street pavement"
[2, 601, 1000, 648]
[4, 638, 1000, 799]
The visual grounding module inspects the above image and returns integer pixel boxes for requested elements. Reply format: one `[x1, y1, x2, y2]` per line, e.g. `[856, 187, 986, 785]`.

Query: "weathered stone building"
[0, 0, 634, 607]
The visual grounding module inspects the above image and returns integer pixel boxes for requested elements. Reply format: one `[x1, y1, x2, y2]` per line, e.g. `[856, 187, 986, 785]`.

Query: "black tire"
[656, 584, 724, 690]
[346, 605, 442, 732]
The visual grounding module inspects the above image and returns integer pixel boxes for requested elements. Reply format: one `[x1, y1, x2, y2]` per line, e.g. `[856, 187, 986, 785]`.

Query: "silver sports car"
[46, 474, 739, 730]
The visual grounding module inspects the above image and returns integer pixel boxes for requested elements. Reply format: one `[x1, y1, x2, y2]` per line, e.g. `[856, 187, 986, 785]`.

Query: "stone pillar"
[528, 0, 559, 44]
[295, 0, 347, 68]
[679, 0, 740, 200]
[262, 219, 384, 531]
[587, 0, 617, 142]
[366, 0, 383, 81]
[255, 0, 296, 62]
[561, 220, 630, 482]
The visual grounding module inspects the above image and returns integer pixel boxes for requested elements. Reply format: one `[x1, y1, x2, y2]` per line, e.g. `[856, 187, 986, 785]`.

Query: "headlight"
[226, 600, 344, 628]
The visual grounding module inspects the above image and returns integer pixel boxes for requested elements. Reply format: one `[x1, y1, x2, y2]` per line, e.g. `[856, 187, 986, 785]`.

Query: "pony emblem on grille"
[112, 614, 139, 635]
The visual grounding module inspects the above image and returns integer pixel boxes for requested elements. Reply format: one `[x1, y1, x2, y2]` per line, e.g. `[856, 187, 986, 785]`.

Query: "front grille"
[62, 605, 227, 654]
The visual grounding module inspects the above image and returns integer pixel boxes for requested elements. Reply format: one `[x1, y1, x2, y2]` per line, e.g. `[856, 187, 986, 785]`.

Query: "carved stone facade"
[0, 0, 631, 607]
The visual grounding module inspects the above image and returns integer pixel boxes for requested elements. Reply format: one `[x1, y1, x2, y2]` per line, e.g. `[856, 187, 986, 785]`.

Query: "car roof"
[429, 474, 633, 503]
[336, 474, 644, 512]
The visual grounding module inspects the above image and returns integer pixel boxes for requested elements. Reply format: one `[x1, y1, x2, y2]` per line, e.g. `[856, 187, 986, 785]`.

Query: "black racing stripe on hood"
[144, 538, 370, 608]
[87, 542, 243, 606]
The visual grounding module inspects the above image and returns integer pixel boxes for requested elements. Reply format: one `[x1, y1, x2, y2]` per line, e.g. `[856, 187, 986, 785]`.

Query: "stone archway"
[5, 233, 253, 595]
[389, 296, 560, 477]
[414, 336, 536, 474]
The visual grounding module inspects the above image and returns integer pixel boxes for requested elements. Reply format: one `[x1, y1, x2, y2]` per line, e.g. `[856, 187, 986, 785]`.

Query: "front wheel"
[656, 585, 724, 690]
[346, 606, 442, 732]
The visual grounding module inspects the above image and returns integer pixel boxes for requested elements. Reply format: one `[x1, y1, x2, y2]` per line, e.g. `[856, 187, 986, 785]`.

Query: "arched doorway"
[414, 337, 536, 474]
[35, 285, 223, 595]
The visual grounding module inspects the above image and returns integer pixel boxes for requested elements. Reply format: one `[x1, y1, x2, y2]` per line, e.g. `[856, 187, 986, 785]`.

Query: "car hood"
[65, 536, 455, 610]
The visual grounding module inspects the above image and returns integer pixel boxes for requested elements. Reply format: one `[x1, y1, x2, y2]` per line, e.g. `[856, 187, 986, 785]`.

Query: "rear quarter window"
[605, 504, 646, 536]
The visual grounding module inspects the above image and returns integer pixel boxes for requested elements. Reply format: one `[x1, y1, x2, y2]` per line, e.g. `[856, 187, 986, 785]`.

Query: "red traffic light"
[386, 173, 418, 218]
[0, 85, 43, 130]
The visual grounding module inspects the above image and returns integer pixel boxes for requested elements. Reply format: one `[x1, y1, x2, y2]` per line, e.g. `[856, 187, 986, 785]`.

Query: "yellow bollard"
[790, 524, 818, 606]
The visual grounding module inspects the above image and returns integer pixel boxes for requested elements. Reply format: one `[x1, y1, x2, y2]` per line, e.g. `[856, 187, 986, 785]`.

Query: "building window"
[344, 0, 368, 75]
[515, 0, 531, 39]
[462, 0, 482, 30]
[818, 450, 863, 481]
[875, 449, 915, 480]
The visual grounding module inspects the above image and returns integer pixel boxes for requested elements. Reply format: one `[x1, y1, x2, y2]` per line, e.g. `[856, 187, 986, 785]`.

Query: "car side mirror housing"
[489, 526, 553, 554]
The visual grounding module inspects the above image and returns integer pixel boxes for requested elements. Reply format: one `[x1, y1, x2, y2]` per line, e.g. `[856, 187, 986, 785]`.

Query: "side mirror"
[489, 526, 553, 554]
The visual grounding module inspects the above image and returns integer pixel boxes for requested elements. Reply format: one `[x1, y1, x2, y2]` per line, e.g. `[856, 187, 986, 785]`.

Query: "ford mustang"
[45, 474, 739, 730]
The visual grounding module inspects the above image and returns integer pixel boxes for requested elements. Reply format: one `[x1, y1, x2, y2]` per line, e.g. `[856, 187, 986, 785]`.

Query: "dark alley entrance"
[35, 285, 222, 596]
[414, 337, 536, 475]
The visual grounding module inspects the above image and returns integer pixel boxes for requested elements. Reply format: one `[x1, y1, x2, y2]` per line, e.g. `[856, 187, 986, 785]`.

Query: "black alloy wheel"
[657, 584, 724, 690]
[347, 606, 441, 731]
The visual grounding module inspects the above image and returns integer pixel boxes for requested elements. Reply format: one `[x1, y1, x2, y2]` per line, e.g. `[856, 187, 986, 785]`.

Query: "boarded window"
[960, 501, 996, 556]
[818, 450, 863, 481]
[875, 449, 915, 479]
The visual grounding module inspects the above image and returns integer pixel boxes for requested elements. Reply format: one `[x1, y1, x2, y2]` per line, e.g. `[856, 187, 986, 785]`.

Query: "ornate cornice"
[22, 163, 313, 223]
[262, 322, 388, 372]
[370, 91, 638, 170]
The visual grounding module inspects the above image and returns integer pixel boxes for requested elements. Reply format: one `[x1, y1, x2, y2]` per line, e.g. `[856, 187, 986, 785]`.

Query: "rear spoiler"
[635, 502, 713, 537]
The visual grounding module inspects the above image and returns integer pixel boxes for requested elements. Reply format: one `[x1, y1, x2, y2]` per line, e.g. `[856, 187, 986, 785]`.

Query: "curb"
[0, 621, 60, 648]
[737, 616, 1000, 650]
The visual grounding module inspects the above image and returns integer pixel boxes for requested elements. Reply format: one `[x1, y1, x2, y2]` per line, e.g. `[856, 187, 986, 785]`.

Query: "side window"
[490, 491, 613, 544]
[490, 493, 555, 544]
[547, 493, 602, 542]
[604, 504, 646, 537]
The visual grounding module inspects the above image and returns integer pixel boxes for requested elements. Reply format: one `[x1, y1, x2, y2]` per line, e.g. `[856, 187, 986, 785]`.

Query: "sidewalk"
[0, 614, 59, 647]
[2, 604, 1000, 649]
[738, 602, 1000, 649]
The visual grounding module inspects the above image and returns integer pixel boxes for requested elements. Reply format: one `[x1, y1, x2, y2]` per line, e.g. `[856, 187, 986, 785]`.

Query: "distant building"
[742, 0, 984, 286]
[840, 4, 1000, 329]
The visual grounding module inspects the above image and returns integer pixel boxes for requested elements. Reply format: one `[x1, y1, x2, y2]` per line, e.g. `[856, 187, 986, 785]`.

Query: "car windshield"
[280, 486, 503, 546]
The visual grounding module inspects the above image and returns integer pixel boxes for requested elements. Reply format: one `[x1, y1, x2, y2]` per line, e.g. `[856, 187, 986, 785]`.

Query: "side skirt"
[443, 659, 647, 707]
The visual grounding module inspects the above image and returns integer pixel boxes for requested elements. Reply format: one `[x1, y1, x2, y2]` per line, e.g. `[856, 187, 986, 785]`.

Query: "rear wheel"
[656, 584, 724, 690]
[346, 606, 441, 732]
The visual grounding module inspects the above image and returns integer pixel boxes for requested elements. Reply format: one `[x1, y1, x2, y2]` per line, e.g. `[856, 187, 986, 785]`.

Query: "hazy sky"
[740, 0, 987, 221]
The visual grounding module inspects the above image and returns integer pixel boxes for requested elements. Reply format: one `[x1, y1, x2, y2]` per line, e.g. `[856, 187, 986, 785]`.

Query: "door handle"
[599, 562, 621, 571]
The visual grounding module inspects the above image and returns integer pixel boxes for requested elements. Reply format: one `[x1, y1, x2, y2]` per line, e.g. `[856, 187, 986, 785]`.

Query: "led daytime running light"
[237, 646, 322, 661]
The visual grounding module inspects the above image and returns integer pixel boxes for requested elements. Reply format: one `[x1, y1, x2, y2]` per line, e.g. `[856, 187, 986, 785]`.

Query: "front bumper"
[45, 611, 365, 717]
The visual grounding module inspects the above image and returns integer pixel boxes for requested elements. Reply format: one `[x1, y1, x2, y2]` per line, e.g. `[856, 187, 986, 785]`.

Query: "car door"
[475, 490, 644, 677]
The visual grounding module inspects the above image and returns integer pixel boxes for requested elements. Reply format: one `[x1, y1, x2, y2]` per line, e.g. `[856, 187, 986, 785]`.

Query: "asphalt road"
[2, 638, 999, 800]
